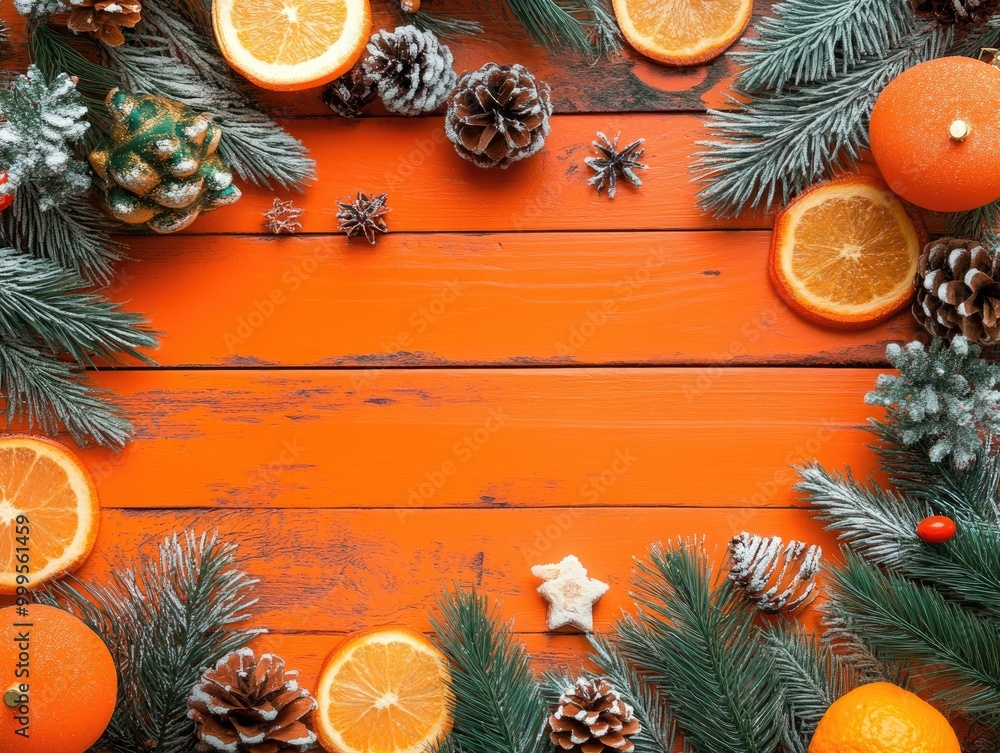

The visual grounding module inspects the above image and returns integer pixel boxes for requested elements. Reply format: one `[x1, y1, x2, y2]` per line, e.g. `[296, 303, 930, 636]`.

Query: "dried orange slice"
[0, 435, 100, 593]
[213, 0, 371, 91]
[769, 176, 924, 329]
[316, 626, 453, 753]
[612, 0, 753, 66]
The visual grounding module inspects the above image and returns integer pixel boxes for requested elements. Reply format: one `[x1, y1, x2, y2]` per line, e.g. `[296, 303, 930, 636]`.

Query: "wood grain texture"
[1, 1, 772, 115]
[184, 115, 767, 234]
[117, 231, 917, 368]
[72, 507, 841, 633]
[76, 368, 878, 510]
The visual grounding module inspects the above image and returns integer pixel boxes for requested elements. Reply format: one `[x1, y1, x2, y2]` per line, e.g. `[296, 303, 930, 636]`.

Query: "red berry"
[0, 171, 13, 212]
[916, 515, 957, 544]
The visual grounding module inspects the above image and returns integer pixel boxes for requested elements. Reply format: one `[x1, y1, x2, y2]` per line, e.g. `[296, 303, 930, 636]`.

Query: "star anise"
[336, 191, 390, 245]
[263, 198, 304, 234]
[585, 132, 648, 199]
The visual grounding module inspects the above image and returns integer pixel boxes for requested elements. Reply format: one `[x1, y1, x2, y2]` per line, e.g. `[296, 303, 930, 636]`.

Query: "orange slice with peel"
[315, 626, 453, 753]
[612, 0, 753, 66]
[0, 435, 100, 593]
[213, 0, 371, 91]
[769, 176, 924, 330]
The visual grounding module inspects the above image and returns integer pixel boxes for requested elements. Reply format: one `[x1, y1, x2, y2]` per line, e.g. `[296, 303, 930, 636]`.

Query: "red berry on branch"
[0, 171, 14, 212]
[916, 515, 957, 544]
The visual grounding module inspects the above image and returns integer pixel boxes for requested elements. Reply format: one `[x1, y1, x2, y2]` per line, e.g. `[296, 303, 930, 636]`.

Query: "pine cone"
[914, 237, 1000, 346]
[549, 678, 640, 753]
[88, 89, 241, 233]
[445, 63, 552, 169]
[728, 532, 821, 614]
[67, 0, 142, 46]
[188, 649, 318, 753]
[362, 26, 456, 116]
[323, 66, 375, 118]
[913, 0, 1000, 24]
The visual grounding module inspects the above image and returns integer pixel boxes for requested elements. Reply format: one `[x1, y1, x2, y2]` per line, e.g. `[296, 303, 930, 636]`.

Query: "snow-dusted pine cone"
[728, 532, 821, 615]
[445, 63, 552, 169]
[549, 678, 641, 753]
[362, 25, 456, 116]
[188, 649, 318, 753]
[323, 66, 376, 118]
[67, 0, 142, 46]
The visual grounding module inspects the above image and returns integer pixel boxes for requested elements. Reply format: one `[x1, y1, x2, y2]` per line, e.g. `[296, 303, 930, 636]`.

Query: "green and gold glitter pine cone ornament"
[88, 89, 241, 233]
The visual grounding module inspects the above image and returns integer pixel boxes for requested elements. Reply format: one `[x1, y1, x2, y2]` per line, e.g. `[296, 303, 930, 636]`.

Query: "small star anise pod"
[586, 132, 648, 199]
[263, 198, 304, 234]
[337, 191, 390, 245]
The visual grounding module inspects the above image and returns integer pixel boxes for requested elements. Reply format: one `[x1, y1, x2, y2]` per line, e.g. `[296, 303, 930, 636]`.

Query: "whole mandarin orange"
[808, 682, 960, 753]
[0, 604, 117, 753]
[870, 56, 1000, 212]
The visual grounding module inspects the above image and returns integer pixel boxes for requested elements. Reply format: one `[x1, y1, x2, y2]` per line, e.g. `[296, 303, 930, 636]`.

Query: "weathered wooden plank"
[64, 368, 880, 509]
[188, 114, 766, 233]
[115, 231, 916, 368]
[72, 507, 840, 633]
[0, 1, 773, 115]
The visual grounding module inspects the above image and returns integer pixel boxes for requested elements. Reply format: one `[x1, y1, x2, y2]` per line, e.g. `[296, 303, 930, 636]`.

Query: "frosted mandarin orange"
[870, 56, 1000, 212]
[0, 604, 117, 753]
[769, 176, 923, 329]
[611, 0, 753, 65]
[809, 682, 960, 753]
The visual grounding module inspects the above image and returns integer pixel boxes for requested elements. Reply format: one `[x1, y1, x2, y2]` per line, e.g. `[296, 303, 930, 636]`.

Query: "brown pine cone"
[549, 678, 641, 753]
[67, 0, 142, 46]
[188, 649, 318, 753]
[322, 66, 376, 118]
[913, 0, 1000, 24]
[914, 237, 1000, 346]
[445, 63, 552, 169]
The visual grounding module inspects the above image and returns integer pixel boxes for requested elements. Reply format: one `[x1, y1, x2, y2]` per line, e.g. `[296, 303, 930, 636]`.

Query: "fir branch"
[695, 24, 950, 216]
[475, 0, 621, 56]
[35, 531, 263, 753]
[761, 623, 862, 751]
[869, 421, 1000, 523]
[0, 247, 155, 365]
[585, 634, 682, 753]
[394, 8, 484, 39]
[616, 540, 785, 753]
[796, 463, 928, 569]
[28, 22, 117, 143]
[828, 550, 1000, 719]
[103, 2, 315, 190]
[0, 184, 123, 286]
[732, 0, 916, 92]
[430, 589, 551, 753]
[944, 199, 1000, 248]
[0, 336, 132, 448]
[866, 337, 1000, 470]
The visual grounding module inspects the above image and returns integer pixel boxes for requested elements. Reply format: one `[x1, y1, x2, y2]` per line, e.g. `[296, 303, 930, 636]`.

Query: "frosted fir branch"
[732, 0, 916, 92]
[475, 0, 622, 56]
[1, 184, 123, 285]
[0, 247, 155, 366]
[13, 0, 68, 17]
[0, 65, 90, 210]
[394, 7, 484, 38]
[36, 531, 262, 753]
[695, 25, 950, 216]
[0, 337, 132, 448]
[866, 337, 1000, 470]
[944, 199, 1000, 248]
[102, 2, 315, 190]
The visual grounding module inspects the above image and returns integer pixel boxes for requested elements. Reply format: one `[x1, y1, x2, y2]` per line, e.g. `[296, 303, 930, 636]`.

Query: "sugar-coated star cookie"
[531, 554, 609, 632]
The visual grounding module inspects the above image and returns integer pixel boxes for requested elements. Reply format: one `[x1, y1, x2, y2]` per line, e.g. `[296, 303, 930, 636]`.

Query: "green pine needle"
[394, 6, 484, 38]
[0, 247, 155, 366]
[616, 540, 786, 753]
[476, 0, 621, 56]
[695, 25, 950, 216]
[0, 337, 133, 448]
[430, 589, 551, 753]
[944, 199, 1000, 247]
[828, 550, 1000, 719]
[35, 531, 263, 753]
[732, 0, 916, 93]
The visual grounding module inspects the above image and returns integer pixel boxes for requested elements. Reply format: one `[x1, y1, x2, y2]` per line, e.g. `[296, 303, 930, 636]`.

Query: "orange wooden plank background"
[1, 1, 900, 686]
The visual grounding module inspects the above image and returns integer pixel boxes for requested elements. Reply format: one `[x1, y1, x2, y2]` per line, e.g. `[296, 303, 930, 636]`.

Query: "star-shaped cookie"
[531, 555, 609, 632]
